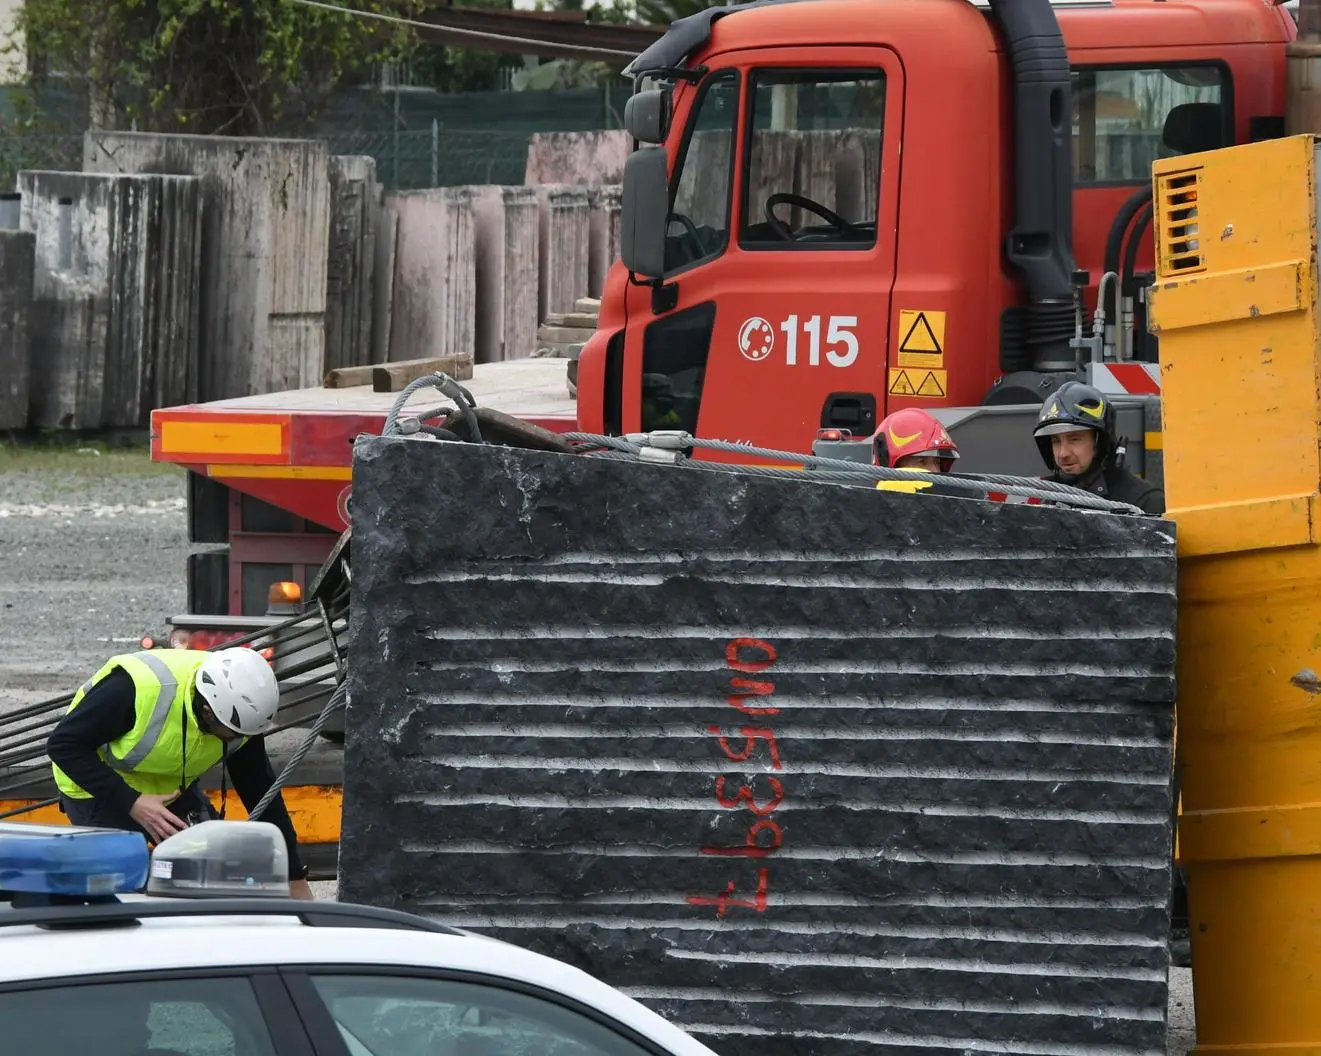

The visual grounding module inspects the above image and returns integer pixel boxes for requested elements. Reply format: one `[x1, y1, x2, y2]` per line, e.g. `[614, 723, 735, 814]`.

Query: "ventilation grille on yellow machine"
[1155, 168, 1205, 276]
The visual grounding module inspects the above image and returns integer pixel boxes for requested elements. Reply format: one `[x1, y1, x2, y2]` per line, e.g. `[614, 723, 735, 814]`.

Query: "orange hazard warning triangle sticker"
[916, 370, 946, 398]
[900, 313, 943, 354]
[896, 309, 947, 371]
[889, 367, 947, 399]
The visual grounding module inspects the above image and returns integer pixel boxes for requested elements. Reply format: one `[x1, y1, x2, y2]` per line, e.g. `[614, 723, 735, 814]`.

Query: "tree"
[405, 0, 518, 94]
[11, 0, 423, 135]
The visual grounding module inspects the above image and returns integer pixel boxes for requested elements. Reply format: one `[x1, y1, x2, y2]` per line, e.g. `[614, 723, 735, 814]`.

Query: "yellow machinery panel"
[1148, 134, 1321, 1054]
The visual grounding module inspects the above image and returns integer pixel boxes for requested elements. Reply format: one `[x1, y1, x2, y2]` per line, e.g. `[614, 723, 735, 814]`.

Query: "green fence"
[0, 126, 540, 190]
[325, 126, 534, 189]
[0, 83, 630, 191]
[315, 83, 628, 189]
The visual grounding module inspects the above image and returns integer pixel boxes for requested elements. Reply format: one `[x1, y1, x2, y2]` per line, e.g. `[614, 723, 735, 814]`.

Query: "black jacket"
[1049, 464, 1165, 516]
[47, 667, 307, 878]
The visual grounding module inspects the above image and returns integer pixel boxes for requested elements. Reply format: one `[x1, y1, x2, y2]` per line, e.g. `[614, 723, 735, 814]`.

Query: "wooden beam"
[372, 355, 474, 392]
[323, 355, 474, 391]
[323, 363, 375, 389]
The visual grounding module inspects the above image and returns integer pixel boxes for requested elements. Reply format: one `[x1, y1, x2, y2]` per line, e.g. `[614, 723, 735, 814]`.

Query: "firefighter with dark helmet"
[1033, 381, 1164, 516]
[871, 408, 959, 493]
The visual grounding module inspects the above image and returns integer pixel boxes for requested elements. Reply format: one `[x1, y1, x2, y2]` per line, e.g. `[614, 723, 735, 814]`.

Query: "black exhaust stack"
[988, 0, 1077, 374]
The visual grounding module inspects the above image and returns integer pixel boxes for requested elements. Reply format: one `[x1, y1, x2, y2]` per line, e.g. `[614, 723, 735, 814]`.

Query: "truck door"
[620, 47, 903, 454]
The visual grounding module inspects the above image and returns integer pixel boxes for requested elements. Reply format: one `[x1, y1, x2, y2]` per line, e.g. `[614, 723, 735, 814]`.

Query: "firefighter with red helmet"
[871, 409, 960, 492]
[1032, 381, 1164, 516]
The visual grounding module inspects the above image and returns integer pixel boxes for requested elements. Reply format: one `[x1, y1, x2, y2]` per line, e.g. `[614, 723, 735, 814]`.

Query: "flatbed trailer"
[150, 359, 577, 618]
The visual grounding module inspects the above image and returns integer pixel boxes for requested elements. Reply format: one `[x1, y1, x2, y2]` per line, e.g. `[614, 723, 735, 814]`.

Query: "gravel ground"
[0, 445, 1198, 1053]
[0, 447, 191, 705]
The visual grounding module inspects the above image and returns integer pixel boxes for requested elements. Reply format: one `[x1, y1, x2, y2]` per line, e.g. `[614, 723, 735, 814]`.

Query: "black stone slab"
[340, 435, 1178, 1056]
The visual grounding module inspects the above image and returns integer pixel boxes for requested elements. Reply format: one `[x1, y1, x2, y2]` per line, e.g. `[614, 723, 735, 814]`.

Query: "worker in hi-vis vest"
[47, 646, 314, 900]
[871, 408, 961, 493]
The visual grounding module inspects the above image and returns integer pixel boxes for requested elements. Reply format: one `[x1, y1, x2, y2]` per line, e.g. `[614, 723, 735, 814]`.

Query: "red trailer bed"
[150, 359, 577, 617]
[151, 359, 577, 531]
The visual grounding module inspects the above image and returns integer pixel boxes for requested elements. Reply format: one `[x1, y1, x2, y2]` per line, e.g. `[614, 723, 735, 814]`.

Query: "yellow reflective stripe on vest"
[876, 479, 934, 494]
[101, 650, 179, 773]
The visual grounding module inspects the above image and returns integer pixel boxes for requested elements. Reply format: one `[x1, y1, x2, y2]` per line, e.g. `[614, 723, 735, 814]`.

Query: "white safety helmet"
[194, 648, 280, 736]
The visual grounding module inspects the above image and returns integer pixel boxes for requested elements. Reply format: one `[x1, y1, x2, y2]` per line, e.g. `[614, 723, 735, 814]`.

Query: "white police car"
[0, 820, 720, 1056]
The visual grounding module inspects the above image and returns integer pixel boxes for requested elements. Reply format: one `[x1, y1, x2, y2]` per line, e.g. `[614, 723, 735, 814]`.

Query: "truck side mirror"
[620, 146, 669, 281]
[624, 89, 670, 144]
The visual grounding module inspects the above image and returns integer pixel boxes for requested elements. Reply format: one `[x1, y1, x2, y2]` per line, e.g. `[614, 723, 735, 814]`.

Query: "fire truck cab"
[576, 0, 1296, 476]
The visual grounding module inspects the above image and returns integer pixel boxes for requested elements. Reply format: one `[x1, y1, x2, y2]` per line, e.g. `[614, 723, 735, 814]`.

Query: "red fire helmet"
[871, 408, 961, 473]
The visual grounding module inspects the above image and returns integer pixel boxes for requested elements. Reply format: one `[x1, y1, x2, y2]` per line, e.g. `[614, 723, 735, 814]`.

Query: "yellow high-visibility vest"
[53, 650, 245, 799]
[876, 468, 937, 494]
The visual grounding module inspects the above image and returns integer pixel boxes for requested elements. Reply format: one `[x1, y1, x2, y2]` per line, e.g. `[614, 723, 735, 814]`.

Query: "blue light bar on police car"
[0, 821, 150, 896]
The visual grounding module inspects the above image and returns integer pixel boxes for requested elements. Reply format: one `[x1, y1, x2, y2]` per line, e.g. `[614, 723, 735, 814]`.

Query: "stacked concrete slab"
[537, 185, 591, 320]
[538, 296, 600, 399]
[83, 131, 331, 400]
[470, 186, 539, 364]
[324, 155, 381, 374]
[386, 187, 476, 368]
[370, 193, 399, 366]
[0, 230, 35, 430]
[501, 188, 541, 364]
[524, 130, 631, 187]
[18, 170, 202, 429]
[0, 127, 643, 432]
[587, 184, 622, 300]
